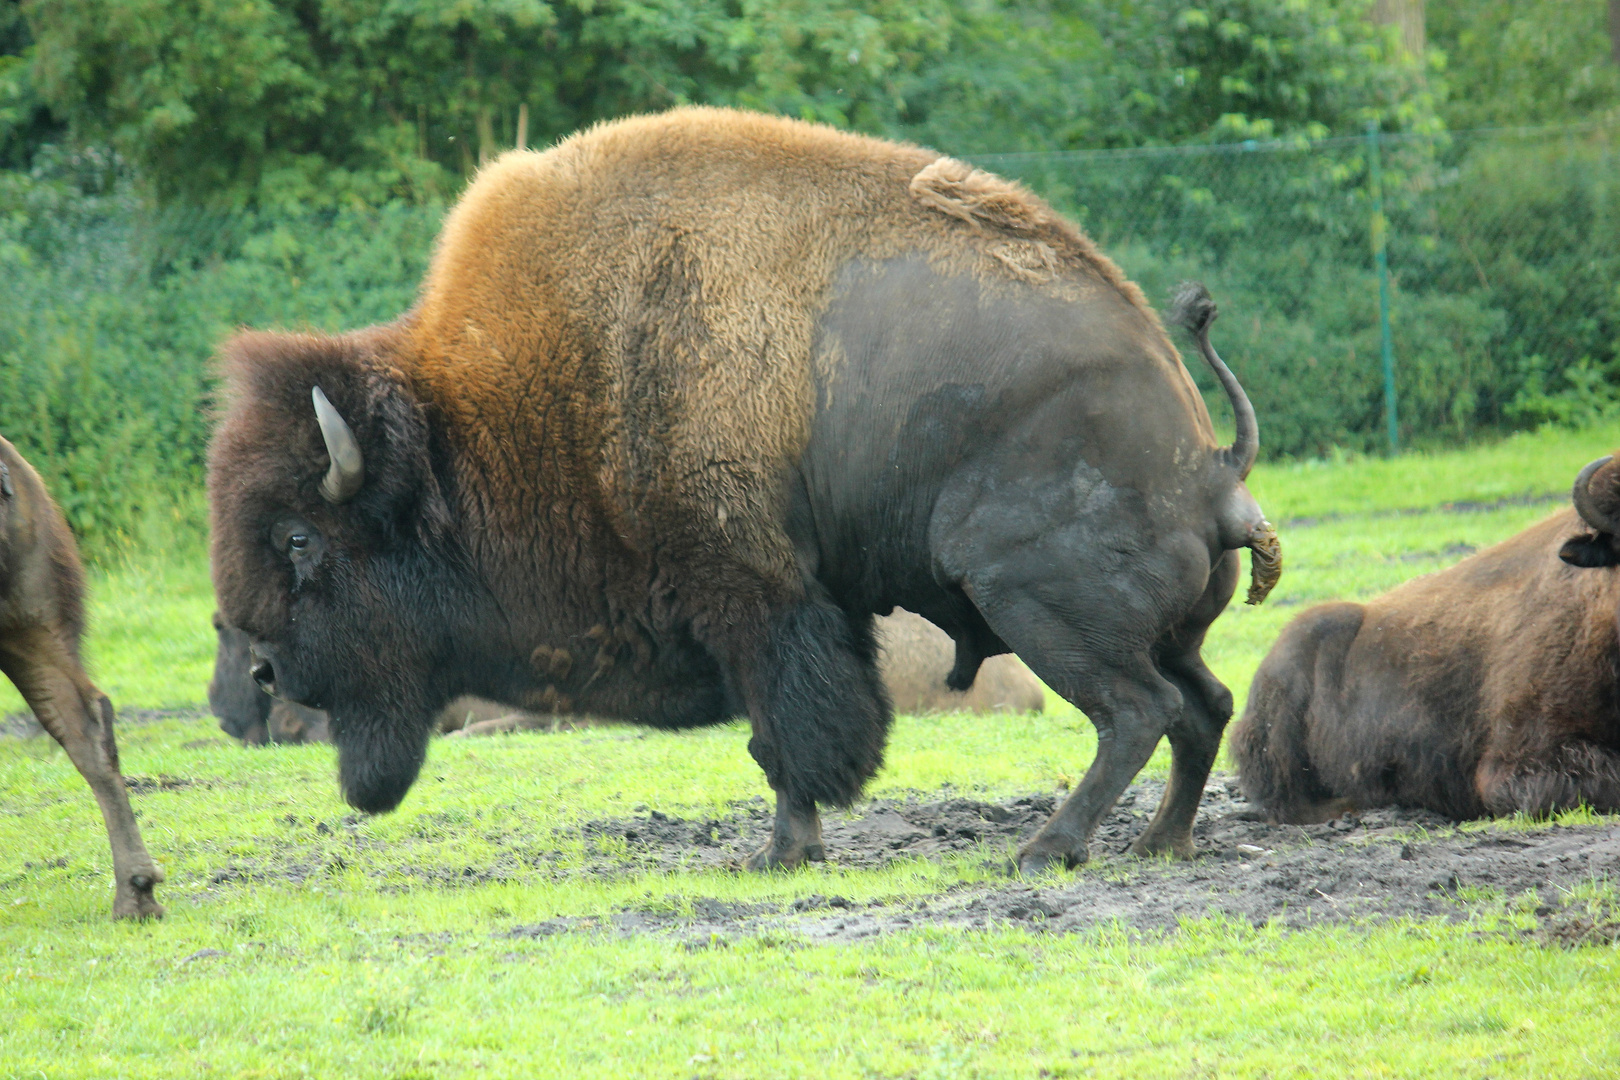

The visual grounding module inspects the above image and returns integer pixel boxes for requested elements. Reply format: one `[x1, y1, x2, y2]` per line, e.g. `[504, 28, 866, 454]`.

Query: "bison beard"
[333, 705, 437, 814]
[209, 108, 1279, 872]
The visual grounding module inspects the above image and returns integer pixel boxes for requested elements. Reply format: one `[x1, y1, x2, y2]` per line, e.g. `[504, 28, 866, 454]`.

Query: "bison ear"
[1559, 533, 1620, 569]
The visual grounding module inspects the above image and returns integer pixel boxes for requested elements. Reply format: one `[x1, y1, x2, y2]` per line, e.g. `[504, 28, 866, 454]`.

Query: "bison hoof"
[112, 868, 166, 920]
[1127, 835, 1196, 859]
[743, 841, 826, 872]
[1016, 845, 1085, 877]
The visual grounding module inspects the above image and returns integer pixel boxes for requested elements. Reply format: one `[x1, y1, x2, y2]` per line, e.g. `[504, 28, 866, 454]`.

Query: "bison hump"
[909, 157, 1047, 235]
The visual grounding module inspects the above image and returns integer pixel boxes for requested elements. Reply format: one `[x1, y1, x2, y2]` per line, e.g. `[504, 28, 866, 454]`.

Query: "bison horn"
[312, 386, 364, 504]
[1571, 455, 1620, 536]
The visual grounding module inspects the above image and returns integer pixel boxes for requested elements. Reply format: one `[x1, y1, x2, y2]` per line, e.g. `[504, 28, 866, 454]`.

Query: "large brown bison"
[0, 436, 163, 917]
[1232, 454, 1620, 822]
[210, 108, 1279, 873]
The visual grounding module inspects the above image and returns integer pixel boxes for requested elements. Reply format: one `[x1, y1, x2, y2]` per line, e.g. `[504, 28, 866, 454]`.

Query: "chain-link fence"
[2, 122, 1617, 542]
[977, 122, 1620, 458]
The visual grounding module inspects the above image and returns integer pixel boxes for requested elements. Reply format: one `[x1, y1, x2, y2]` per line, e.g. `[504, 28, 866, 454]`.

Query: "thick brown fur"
[210, 107, 1271, 871]
[1232, 454, 1620, 822]
[0, 436, 163, 917]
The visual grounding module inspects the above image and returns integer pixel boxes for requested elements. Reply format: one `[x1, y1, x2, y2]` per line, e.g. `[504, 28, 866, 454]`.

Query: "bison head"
[1561, 453, 1620, 568]
[208, 612, 272, 744]
[209, 330, 477, 813]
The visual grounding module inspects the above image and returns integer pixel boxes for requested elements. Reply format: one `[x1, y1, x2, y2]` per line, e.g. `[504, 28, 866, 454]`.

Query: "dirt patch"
[1, 707, 211, 739]
[518, 775, 1620, 943]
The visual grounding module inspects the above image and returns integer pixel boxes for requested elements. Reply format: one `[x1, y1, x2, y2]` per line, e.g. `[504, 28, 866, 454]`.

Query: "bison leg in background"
[1129, 552, 1240, 858]
[0, 629, 164, 918]
[730, 600, 892, 870]
[1478, 741, 1620, 817]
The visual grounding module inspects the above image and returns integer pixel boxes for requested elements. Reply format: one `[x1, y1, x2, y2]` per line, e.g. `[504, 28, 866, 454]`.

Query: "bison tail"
[1171, 281, 1258, 480]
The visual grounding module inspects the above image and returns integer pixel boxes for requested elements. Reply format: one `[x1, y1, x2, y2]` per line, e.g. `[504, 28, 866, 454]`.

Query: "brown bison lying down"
[1232, 454, 1620, 822]
[210, 614, 532, 741]
[0, 437, 163, 917]
[209, 107, 1279, 873]
[209, 607, 1043, 745]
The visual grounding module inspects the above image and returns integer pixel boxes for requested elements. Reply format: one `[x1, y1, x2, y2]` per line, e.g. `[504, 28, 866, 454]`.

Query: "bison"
[209, 607, 1042, 745]
[209, 107, 1279, 873]
[876, 609, 1044, 715]
[210, 613, 510, 742]
[0, 436, 163, 917]
[210, 613, 331, 743]
[1231, 454, 1620, 822]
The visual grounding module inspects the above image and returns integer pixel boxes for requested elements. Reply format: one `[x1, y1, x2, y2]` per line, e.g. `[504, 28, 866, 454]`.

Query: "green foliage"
[19, 0, 955, 207]
[1429, 0, 1620, 130]
[12, 1, 1437, 207]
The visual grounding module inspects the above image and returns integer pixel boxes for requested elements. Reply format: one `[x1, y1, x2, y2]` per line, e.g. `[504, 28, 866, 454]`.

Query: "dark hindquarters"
[1130, 550, 1241, 856]
[1229, 603, 1365, 824]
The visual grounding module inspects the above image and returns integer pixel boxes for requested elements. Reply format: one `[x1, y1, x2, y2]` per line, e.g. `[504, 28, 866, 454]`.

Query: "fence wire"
[976, 121, 1620, 456]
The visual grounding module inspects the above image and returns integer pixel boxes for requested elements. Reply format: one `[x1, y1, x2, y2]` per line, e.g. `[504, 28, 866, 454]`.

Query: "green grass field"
[4, 423, 1620, 1078]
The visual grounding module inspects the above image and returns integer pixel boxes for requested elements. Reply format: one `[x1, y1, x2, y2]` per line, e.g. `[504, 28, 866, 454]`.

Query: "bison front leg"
[727, 601, 892, 870]
[0, 633, 164, 918]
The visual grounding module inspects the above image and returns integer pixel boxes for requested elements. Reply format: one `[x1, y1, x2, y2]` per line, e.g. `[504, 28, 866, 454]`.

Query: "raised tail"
[1170, 281, 1279, 605]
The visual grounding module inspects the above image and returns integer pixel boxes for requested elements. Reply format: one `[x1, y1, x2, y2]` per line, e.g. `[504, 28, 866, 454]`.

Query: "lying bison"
[210, 613, 331, 744]
[877, 610, 1044, 715]
[210, 108, 1279, 873]
[0, 436, 163, 917]
[210, 606, 1041, 745]
[210, 614, 518, 742]
[1232, 454, 1620, 822]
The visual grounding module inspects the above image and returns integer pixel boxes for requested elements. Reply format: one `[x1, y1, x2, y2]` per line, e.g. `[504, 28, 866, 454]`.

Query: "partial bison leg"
[1014, 638, 1179, 874]
[0, 630, 163, 918]
[1478, 742, 1620, 817]
[1130, 553, 1239, 858]
[958, 577, 1183, 873]
[728, 600, 891, 870]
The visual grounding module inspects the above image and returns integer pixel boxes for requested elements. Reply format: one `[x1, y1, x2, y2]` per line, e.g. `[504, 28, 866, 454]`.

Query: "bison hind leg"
[738, 599, 892, 870]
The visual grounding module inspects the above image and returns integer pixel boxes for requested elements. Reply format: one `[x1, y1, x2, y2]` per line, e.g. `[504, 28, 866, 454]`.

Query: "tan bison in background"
[1232, 454, 1620, 823]
[209, 607, 1043, 744]
[209, 107, 1279, 874]
[0, 436, 163, 917]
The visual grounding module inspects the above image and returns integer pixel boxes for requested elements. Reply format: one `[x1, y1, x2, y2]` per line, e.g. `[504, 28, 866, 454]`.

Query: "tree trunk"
[1372, 0, 1425, 57]
[477, 107, 495, 166]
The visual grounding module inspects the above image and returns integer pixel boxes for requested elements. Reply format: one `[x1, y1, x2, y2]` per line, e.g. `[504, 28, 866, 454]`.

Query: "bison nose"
[250, 657, 276, 693]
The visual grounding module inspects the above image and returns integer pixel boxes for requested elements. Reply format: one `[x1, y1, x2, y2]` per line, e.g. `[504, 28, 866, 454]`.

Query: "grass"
[6, 420, 1620, 1077]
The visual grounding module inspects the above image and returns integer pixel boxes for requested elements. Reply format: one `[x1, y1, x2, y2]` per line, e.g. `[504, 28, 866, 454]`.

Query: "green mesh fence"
[976, 122, 1620, 458]
[1, 123, 1617, 544]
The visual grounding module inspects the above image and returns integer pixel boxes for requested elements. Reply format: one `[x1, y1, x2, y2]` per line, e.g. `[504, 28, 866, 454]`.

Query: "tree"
[1427, 0, 1620, 129]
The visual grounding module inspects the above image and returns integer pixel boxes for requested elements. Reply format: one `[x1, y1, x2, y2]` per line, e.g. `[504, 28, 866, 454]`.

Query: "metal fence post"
[1366, 120, 1399, 453]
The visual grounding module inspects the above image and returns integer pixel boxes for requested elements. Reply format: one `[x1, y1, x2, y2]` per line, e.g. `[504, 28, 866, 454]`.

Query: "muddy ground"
[9, 710, 1619, 944]
[521, 776, 1620, 944]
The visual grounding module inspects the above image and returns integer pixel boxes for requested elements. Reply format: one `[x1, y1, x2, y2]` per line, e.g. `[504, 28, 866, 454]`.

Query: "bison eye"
[289, 533, 310, 551]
